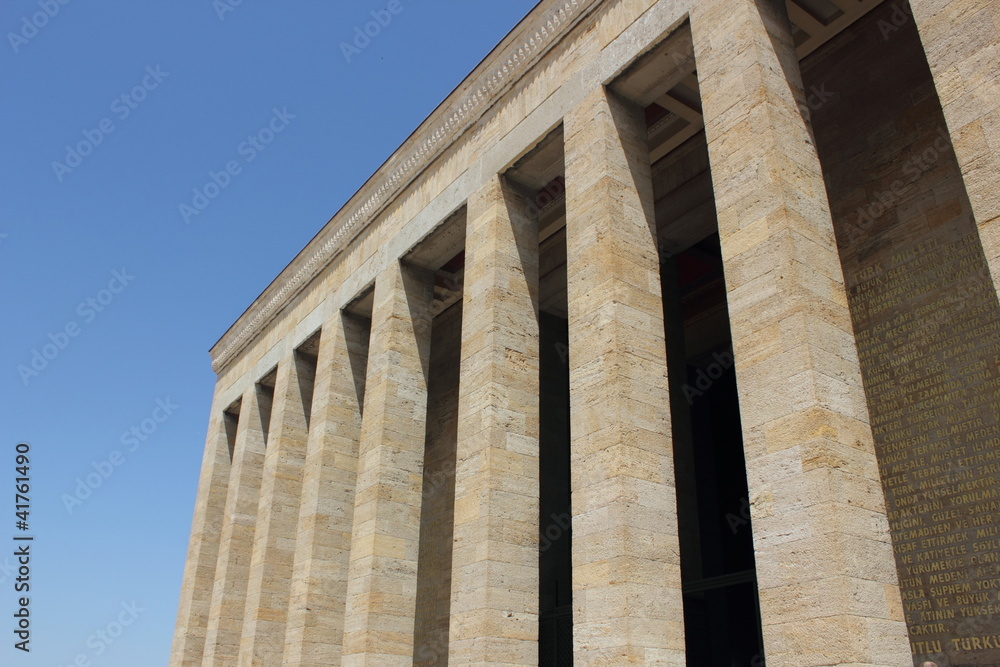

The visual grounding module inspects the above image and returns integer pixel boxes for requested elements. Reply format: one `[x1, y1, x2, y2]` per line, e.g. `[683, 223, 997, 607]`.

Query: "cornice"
[210, 0, 601, 373]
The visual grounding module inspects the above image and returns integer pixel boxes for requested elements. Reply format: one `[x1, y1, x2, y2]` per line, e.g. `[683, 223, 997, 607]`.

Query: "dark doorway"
[662, 236, 765, 667]
[538, 311, 573, 666]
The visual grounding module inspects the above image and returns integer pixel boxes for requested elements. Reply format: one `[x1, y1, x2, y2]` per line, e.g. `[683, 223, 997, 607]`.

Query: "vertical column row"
[341, 260, 435, 665]
[168, 392, 235, 667]
[284, 313, 370, 666]
[239, 350, 315, 665]
[180, 262, 433, 665]
[690, 0, 911, 664]
[203, 380, 272, 665]
[564, 86, 685, 665]
[910, 0, 1000, 294]
[448, 175, 540, 665]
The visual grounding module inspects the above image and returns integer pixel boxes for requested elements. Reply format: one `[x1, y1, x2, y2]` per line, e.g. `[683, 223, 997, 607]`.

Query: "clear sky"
[0, 1, 539, 664]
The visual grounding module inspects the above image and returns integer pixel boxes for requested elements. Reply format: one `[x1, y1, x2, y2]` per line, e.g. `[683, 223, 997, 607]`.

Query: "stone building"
[170, 0, 1000, 664]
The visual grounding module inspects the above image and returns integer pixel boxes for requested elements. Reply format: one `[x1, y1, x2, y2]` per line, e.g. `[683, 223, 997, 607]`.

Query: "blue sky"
[0, 1, 538, 664]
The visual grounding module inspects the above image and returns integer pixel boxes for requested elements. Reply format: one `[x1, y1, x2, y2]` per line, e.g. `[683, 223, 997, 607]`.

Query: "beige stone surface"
[203, 0, 690, 397]
[168, 390, 231, 667]
[690, 0, 912, 665]
[911, 0, 1000, 292]
[169, 0, 1000, 664]
[238, 354, 314, 666]
[448, 175, 540, 666]
[341, 260, 434, 665]
[413, 303, 461, 667]
[202, 383, 271, 666]
[282, 313, 369, 666]
[564, 85, 684, 666]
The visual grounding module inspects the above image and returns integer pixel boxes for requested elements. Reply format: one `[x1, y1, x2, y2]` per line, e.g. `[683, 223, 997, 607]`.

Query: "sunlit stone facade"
[171, 0, 1000, 665]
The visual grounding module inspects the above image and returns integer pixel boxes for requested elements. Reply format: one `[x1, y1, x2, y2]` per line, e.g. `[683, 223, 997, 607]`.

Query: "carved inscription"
[848, 232, 1000, 665]
[803, 4, 1000, 661]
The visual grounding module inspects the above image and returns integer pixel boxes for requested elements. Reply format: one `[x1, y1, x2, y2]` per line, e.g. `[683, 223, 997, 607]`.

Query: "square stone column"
[239, 353, 314, 665]
[341, 260, 434, 666]
[169, 388, 233, 666]
[910, 0, 1000, 294]
[690, 0, 911, 664]
[448, 175, 540, 665]
[284, 312, 370, 666]
[564, 85, 685, 665]
[203, 381, 272, 666]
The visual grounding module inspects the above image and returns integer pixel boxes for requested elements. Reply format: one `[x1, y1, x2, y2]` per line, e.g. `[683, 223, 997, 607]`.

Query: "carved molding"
[211, 0, 599, 372]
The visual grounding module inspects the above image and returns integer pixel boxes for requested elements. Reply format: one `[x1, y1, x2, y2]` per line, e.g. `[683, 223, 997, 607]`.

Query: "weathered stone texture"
[203, 383, 271, 666]
[239, 354, 313, 666]
[341, 261, 434, 666]
[805, 5, 1000, 663]
[169, 392, 232, 667]
[448, 175, 541, 666]
[911, 0, 1000, 293]
[564, 85, 685, 665]
[690, 0, 911, 665]
[283, 313, 369, 666]
[168, 1, 1000, 665]
[414, 303, 461, 667]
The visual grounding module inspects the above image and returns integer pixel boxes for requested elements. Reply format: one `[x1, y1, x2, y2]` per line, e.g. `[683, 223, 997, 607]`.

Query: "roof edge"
[210, 0, 599, 373]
